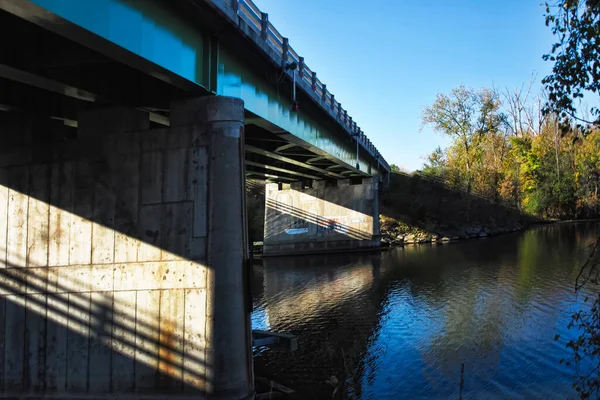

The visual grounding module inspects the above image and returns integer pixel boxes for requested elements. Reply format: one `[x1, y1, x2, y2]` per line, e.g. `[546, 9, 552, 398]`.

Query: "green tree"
[543, 0, 600, 130]
[422, 86, 503, 193]
[575, 129, 600, 216]
[544, 3, 600, 396]
[419, 84, 600, 220]
[421, 146, 447, 178]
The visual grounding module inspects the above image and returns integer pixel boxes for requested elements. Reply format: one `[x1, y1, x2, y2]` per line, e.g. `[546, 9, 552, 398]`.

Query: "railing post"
[337, 102, 342, 119]
[298, 57, 304, 80]
[330, 95, 335, 110]
[261, 12, 268, 40]
[343, 110, 347, 124]
[322, 84, 327, 103]
[311, 72, 317, 91]
[349, 116, 353, 132]
[281, 37, 289, 68]
[232, 0, 239, 14]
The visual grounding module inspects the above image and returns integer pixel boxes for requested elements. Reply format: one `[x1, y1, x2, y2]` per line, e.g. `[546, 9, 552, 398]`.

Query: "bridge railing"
[216, 0, 389, 173]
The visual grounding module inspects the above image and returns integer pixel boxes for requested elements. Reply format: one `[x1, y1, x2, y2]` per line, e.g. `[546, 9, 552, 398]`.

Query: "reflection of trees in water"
[252, 222, 600, 398]
[413, 223, 600, 388]
[380, 244, 511, 383]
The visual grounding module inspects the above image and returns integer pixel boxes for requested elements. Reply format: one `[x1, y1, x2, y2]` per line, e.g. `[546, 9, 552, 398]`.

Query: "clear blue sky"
[253, 0, 555, 171]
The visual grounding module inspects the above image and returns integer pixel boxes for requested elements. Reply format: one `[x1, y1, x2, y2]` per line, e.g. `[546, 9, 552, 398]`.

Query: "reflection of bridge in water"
[252, 253, 387, 398]
[251, 223, 600, 398]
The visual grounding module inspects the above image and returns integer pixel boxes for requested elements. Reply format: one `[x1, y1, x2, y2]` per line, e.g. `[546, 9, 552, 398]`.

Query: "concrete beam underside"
[262, 178, 381, 256]
[0, 97, 253, 399]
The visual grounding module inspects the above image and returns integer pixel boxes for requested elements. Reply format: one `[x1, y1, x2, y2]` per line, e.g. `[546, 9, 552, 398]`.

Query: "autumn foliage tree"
[543, 1, 600, 398]
[422, 86, 504, 194]
[421, 84, 600, 219]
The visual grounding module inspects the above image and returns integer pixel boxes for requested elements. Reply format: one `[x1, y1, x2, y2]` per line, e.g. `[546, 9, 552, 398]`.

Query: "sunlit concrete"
[263, 178, 381, 255]
[0, 97, 253, 399]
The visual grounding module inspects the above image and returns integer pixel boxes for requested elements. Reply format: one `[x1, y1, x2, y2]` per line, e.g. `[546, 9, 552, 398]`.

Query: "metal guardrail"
[213, 0, 389, 173]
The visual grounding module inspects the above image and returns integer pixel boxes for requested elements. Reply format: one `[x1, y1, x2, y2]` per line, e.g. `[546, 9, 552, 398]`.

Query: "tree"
[575, 129, 600, 216]
[421, 146, 447, 178]
[543, 0, 600, 131]
[544, 3, 600, 396]
[422, 86, 504, 192]
[502, 75, 548, 137]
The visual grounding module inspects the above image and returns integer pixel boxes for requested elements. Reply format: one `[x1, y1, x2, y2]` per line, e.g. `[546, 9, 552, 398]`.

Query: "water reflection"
[252, 222, 600, 399]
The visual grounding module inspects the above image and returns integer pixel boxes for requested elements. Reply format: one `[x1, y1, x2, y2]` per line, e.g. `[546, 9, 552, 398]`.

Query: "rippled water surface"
[252, 222, 600, 399]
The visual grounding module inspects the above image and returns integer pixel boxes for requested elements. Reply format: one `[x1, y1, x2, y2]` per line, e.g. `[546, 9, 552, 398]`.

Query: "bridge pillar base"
[263, 177, 381, 256]
[0, 96, 253, 399]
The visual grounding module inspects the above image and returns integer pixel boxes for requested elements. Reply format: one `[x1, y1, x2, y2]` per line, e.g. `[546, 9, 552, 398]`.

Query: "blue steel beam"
[11, 0, 388, 177]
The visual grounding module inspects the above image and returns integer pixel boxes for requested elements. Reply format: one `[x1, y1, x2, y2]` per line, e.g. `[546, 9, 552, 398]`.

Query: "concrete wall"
[0, 98, 252, 399]
[263, 178, 380, 256]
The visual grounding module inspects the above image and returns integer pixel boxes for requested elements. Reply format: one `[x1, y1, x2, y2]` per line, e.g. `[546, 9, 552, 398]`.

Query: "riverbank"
[379, 172, 540, 246]
[379, 215, 528, 246]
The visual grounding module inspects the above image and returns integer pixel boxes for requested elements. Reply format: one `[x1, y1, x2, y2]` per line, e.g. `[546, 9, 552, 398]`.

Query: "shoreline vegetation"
[379, 78, 600, 248]
[378, 170, 541, 248]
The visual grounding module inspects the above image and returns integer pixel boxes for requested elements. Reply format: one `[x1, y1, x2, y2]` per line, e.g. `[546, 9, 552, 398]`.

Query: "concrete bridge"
[0, 0, 390, 398]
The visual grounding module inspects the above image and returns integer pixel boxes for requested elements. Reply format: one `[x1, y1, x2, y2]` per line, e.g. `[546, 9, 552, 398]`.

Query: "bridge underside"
[0, 6, 370, 185]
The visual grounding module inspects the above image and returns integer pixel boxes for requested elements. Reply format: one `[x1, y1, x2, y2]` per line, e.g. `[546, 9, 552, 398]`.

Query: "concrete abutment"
[263, 177, 381, 256]
[0, 96, 253, 399]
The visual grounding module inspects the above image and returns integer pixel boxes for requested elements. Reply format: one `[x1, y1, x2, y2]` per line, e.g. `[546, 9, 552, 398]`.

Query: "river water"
[251, 221, 600, 399]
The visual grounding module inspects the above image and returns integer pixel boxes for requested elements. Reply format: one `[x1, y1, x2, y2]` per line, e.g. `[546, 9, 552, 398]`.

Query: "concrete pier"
[0, 96, 253, 399]
[263, 177, 381, 256]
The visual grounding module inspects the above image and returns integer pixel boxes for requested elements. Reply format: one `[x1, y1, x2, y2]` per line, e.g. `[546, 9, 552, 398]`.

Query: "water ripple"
[252, 221, 600, 399]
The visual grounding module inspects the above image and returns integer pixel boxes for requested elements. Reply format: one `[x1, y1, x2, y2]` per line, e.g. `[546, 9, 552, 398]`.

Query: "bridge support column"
[263, 177, 381, 256]
[171, 96, 253, 400]
[0, 96, 253, 399]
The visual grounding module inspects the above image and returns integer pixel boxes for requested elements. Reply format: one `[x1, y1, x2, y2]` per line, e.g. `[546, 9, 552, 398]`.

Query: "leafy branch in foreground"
[558, 236, 600, 399]
[543, 0, 600, 133]
[543, 1, 600, 397]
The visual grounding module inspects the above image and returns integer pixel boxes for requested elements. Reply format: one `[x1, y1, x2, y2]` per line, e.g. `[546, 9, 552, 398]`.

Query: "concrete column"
[171, 96, 253, 400]
[0, 98, 252, 399]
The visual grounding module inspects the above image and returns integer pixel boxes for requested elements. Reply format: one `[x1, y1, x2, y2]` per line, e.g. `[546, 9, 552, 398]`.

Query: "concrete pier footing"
[0, 96, 253, 399]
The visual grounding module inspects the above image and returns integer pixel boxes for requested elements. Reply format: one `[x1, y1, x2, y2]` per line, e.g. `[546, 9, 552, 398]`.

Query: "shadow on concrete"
[0, 253, 208, 396]
[0, 131, 219, 395]
[265, 198, 372, 241]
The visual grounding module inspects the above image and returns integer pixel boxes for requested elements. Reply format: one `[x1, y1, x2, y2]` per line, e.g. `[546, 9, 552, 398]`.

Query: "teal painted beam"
[29, 0, 210, 90]
[218, 46, 372, 172]
[25, 0, 375, 173]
